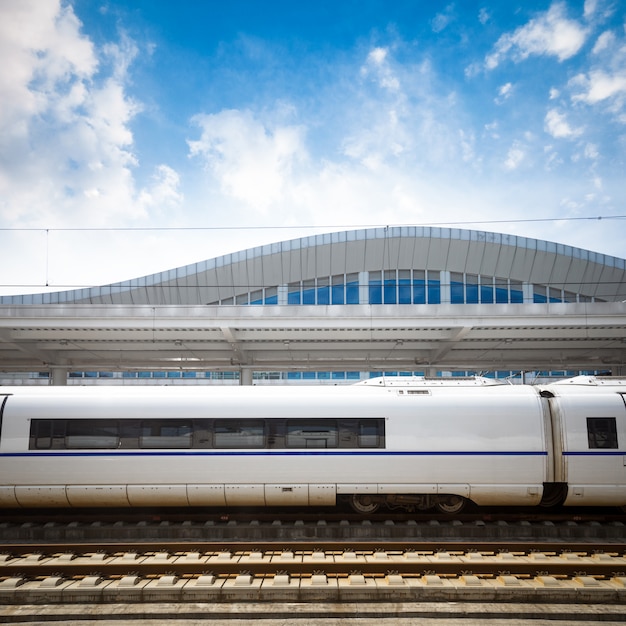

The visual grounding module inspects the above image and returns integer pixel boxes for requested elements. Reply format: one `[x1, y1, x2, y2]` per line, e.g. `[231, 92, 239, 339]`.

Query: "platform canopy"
[0, 302, 623, 378]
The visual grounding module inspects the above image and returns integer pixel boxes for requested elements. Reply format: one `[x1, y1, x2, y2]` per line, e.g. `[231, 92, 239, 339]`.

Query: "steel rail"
[1, 540, 625, 553]
[1, 544, 625, 580]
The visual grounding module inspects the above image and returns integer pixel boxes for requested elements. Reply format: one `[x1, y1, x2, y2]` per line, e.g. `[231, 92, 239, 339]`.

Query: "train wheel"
[349, 494, 380, 514]
[435, 495, 466, 514]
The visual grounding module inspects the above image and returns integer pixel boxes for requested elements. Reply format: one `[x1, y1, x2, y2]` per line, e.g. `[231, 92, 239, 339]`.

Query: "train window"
[358, 420, 382, 447]
[587, 417, 618, 449]
[140, 420, 192, 448]
[66, 420, 119, 449]
[286, 420, 338, 448]
[214, 420, 265, 448]
[33, 419, 53, 449]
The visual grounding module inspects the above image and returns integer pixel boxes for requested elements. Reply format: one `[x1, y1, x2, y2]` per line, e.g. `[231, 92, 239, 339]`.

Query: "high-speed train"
[0, 376, 624, 513]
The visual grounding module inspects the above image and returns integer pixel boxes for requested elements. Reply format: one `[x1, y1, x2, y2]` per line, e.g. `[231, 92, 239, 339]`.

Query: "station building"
[0, 227, 624, 385]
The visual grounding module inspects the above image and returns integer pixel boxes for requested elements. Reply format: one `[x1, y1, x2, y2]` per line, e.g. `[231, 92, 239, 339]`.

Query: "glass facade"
[46, 368, 608, 386]
[207, 270, 591, 307]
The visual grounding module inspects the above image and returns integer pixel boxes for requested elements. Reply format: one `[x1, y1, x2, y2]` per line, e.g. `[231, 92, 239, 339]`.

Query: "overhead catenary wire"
[0, 215, 624, 292]
[0, 214, 624, 232]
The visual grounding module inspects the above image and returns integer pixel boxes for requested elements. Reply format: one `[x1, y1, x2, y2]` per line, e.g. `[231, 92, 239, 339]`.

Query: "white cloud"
[432, 5, 455, 33]
[367, 47, 387, 65]
[495, 82, 513, 104]
[582, 0, 615, 21]
[592, 30, 616, 54]
[478, 8, 490, 25]
[544, 108, 584, 138]
[484, 121, 500, 139]
[571, 70, 626, 104]
[188, 109, 308, 214]
[137, 165, 183, 213]
[485, 2, 588, 69]
[504, 142, 526, 170]
[0, 0, 96, 139]
[361, 46, 400, 92]
[583, 0, 599, 20]
[464, 61, 481, 79]
[0, 0, 174, 230]
[459, 129, 477, 164]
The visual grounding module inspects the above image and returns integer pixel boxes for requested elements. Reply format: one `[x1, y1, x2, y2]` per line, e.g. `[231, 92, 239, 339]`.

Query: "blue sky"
[0, 0, 624, 294]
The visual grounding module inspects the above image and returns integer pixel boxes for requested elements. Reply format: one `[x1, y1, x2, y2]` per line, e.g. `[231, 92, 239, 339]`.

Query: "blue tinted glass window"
[450, 273, 464, 304]
[303, 372, 316, 380]
[287, 372, 301, 380]
[495, 280, 508, 303]
[346, 278, 359, 304]
[318, 371, 330, 379]
[265, 294, 278, 305]
[428, 279, 440, 304]
[331, 283, 344, 305]
[182, 371, 196, 378]
[466, 275, 479, 304]
[369, 272, 382, 304]
[331, 274, 345, 304]
[480, 284, 494, 303]
[317, 285, 330, 305]
[332, 371, 345, 380]
[346, 372, 360, 380]
[384, 277, 397, 304]
[167, 371, 181, 378]
[288, 290, 301, 305]
[534, 293, 547, 303]
[510, 286, 523, 303]
[466, 283, 479, 303]
[302, 286, 315, 305]
[398, 277, 411, 304]
[413, 279, 426, 304]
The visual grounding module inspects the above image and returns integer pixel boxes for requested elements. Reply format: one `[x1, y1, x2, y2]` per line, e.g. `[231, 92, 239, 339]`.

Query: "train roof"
[356, 376, 504, 387]
[548, 375, 626, 387]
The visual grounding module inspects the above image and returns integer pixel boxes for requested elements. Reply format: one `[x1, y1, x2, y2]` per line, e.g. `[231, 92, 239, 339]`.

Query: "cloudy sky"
[0, 0, 624, 296]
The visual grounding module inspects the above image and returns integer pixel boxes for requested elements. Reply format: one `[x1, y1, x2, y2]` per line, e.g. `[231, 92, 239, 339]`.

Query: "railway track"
[1, 541, 625, 602]
[2, 516, 625, 623]
[1, 540, 626, 576]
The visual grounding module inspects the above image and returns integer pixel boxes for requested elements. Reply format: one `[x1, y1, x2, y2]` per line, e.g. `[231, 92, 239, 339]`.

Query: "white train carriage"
[543, 377, 626, 507]
[0, 376, 623, 511]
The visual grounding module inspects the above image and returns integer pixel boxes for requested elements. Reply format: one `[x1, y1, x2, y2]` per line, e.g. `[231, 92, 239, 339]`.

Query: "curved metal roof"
[2, 227, 625, 305]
